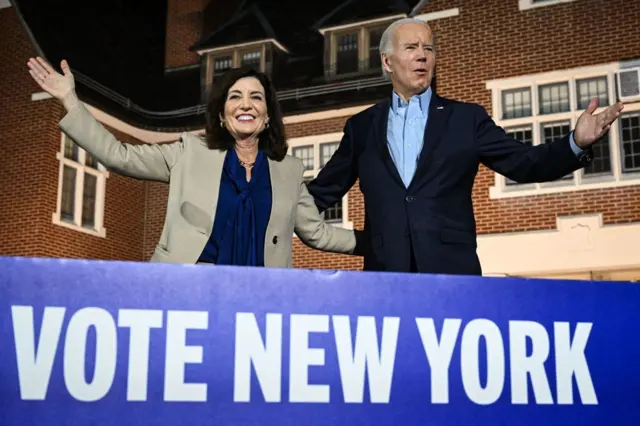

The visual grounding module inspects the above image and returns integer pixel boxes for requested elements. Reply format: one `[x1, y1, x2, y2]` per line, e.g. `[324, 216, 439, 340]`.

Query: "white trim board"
[0, 0, 11, 10]
[518, 0, 578, 11]
[195, 38, 289, 55]
[478, 214, 640, 277]
[317, 14, 407, 35]
[413, 8, 460, 22]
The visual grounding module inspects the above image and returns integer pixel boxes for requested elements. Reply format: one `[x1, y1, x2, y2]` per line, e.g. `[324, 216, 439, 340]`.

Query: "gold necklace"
[239, 159, 255, 168]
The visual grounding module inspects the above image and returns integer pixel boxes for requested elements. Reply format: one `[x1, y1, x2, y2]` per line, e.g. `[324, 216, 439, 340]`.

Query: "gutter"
[409, 0, 431, 16]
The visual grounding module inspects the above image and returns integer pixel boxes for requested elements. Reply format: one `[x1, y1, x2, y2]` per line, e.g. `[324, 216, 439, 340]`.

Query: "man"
[307, 18, 624, 275]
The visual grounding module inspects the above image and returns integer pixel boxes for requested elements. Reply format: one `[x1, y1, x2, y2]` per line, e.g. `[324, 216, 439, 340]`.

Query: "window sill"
[518, 0, 578, 11]
[52, 214, 107, 238]
[489, 175, 640, 199]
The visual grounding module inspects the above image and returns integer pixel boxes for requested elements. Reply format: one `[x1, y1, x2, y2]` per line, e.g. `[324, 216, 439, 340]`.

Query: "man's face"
[382, 22, 435, 100]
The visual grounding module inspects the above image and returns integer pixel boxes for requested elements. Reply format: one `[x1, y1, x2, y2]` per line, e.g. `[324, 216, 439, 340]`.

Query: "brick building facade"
[2, 0, 639, 280]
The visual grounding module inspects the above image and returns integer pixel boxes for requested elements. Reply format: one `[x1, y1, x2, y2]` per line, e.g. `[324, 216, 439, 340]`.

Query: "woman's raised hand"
[27, 57, 78, 111]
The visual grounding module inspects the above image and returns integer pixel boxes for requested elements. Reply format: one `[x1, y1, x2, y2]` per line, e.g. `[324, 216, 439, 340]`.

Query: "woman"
[27, 57, 359, 267]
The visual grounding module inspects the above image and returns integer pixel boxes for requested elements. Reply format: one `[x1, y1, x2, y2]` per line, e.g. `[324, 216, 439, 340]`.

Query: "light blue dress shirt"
[386, 88, 584, 188]
[387, 88, 432, 187]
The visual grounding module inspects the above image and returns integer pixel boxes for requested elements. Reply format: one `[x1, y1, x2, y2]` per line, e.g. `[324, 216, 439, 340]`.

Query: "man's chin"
[412, 83, 431, 94]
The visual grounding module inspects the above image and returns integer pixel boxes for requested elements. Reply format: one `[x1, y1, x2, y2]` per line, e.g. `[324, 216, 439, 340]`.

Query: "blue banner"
[1, 256, 638, 425]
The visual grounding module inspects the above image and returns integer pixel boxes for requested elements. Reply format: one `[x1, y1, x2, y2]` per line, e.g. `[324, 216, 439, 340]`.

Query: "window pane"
[336, 33, 359, 75]
[368, 28, 383, 71]
[539, 82, 570, 114]
[501, 88, 531, 119]
[576, 76, 608, 110]
[303, 176, 342, 222]
[583, 133, 612, 177]
[214, 56, 233, 77]
[64, 137, 79, 161]
[618, 69, 640, 98]
[81, 173, 97, 229]
[542, 121, 573, 180]
[60, 166, 77, 223]
[621, 113, 640, 173]
[85, 150, 99, 169]
[320, 142, 339, 168]
[241, 51, 261, 69]
[323, 202, 343, 222]
[292, 145, 314, 171]
[504, 126, 533, 185]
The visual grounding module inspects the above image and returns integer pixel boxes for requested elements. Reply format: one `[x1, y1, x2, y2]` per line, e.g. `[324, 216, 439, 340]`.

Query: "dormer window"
[202, 44, 267, 99]
[209, 46, 265, 78]
[241, 50, 262, 68]
[336, 32, 359, 74]
[213, 56, 233, 77]
[326, 25, 387, 78]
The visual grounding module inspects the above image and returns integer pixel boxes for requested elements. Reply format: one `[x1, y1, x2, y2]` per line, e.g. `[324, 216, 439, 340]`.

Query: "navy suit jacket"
[307, 93, 592, 275]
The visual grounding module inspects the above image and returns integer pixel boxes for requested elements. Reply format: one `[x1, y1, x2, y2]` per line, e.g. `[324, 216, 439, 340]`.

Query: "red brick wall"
[417, 0, 640, 234]
[0, 7, 61, 257]
[0, 5, 58, 257]
[143, 181, 169, 259]
[165, 0, 207, 69]
[0, 7, 147, 261]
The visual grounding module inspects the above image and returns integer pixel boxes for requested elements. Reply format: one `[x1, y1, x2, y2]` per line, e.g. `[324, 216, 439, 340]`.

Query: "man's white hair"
[378, 17, 435, 78]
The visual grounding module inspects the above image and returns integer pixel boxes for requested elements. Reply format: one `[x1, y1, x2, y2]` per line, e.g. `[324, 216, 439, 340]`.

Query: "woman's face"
[222, 76, 269, 140]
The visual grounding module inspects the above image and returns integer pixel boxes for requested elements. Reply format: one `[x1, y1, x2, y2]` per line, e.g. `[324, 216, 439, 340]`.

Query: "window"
[486, 63, 640, 199]
[621, 113, 640, 173]
[213, 56, 233, 77]
[504, 126, 532, 185]
[54, 134, 108, 237]
[213, 48, 263, 72]
[518, 0, 579, 11]
[200, 42, 276, 100]
[538, 82, 570, 114]
[205, 45, 266, 83]
[336, 33, 359, 75]
[240, 50, 261, 69]
[289, 134, 351, 228]
[328, 25, 386, 77]
[502, 88, 531, 119]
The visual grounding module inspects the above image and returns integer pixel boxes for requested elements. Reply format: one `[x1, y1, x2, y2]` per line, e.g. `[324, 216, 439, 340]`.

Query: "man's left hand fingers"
[599, 104, 623, 125]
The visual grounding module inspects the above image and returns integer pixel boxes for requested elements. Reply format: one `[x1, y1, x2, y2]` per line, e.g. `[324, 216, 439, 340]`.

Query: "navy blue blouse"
[198, 149, 272, 266]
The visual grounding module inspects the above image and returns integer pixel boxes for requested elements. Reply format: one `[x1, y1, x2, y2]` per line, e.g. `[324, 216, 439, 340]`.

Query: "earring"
[220, 120, 225, 128]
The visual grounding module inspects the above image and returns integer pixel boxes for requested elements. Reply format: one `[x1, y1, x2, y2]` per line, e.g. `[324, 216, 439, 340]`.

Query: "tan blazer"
[58, 104, 356, 267]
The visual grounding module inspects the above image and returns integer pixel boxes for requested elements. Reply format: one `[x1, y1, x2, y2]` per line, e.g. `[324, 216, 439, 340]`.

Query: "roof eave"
[191, 38, 290, 55]
[316, 13, 407, 35]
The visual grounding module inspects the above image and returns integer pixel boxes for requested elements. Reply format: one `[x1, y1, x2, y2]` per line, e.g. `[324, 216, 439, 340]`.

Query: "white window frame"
[518, 0, 579, 11]
[486, 62, 640, 199]
[288, 132, 353, 230]
[53, 133, 108, 237]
